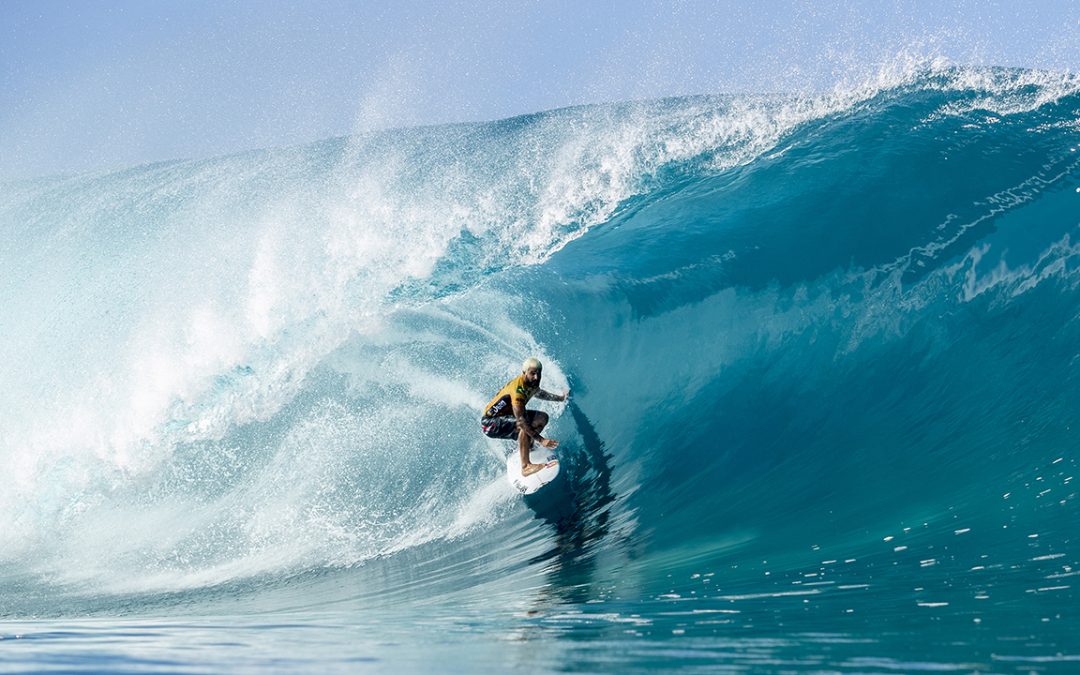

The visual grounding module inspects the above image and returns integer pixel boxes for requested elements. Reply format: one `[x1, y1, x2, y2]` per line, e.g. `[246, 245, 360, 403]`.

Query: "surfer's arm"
[535, 388, 568, 402]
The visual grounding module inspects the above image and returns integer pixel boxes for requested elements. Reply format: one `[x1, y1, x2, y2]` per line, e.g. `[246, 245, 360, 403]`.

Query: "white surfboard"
[506, 448, 560, 495]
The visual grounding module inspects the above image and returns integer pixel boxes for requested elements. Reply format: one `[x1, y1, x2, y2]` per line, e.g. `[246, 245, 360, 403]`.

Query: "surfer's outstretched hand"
[541, 438, 559, 449]
[560, 389, 570, 402]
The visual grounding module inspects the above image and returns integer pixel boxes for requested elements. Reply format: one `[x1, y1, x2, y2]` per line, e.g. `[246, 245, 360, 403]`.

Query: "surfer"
[481, 357, 569, 476]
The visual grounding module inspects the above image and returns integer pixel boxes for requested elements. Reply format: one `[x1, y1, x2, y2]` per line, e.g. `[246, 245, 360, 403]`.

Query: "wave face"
[3, 62, 1080, 670]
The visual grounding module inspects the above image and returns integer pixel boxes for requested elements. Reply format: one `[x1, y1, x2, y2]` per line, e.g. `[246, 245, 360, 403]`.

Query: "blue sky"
[2, 0, 1078, 179]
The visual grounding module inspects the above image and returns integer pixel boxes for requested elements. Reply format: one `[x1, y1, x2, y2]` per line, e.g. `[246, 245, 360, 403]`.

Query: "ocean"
[2, 60, 1080, 672]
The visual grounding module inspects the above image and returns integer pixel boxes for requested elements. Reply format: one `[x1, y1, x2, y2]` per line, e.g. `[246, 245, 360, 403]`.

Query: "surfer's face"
[524, 367, 541, 386]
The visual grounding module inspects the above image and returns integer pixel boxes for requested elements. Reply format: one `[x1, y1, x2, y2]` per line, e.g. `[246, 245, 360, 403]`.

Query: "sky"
[2, 0, 1079, 180]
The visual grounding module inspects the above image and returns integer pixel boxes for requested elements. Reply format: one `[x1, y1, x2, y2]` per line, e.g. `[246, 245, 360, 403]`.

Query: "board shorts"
[480, 410, 541, 440]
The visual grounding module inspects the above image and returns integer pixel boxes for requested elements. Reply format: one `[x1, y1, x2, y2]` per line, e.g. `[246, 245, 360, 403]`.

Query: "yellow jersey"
[482, 374, 538, 418]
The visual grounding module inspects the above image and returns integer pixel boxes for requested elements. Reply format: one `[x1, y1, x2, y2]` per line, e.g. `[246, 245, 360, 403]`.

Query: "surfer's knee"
[533, 411, 549, 430]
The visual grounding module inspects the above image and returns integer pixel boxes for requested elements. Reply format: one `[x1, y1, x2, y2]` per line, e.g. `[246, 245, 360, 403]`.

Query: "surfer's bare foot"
[521, 462, 543, 477]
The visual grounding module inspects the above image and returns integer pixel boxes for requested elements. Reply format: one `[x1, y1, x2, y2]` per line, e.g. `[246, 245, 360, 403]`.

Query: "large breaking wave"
[3, 59, 1080, 640]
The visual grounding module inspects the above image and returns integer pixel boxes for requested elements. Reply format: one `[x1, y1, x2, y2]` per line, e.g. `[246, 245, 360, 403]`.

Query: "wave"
[2, 59, 1080, 618]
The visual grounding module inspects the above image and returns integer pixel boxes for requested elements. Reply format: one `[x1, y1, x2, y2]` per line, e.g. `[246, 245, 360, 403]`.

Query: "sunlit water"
[3, 60, 1080, 672]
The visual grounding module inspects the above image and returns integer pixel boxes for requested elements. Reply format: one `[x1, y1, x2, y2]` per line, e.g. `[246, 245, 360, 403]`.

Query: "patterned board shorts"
[480, 410, 541, 440]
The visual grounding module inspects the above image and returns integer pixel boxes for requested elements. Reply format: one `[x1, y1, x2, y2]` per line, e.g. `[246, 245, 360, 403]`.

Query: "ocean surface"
[3, 60, 1080, 672]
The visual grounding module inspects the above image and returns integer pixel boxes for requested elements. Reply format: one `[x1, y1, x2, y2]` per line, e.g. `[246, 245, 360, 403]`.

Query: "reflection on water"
[525, 400, 618, 609]
[5, 608, 1078, 674]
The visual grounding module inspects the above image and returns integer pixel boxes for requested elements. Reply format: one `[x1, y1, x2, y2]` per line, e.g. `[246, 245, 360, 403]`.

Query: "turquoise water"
[3, 61, 1080, 672]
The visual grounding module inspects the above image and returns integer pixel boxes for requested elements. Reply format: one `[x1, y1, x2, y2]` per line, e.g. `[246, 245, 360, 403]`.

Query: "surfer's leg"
[519, 424, 540, 475]
[520, 410, 545, 476]
[531, 411, 549, 435]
